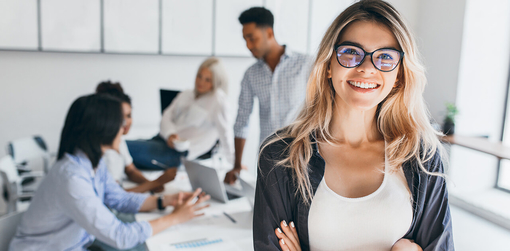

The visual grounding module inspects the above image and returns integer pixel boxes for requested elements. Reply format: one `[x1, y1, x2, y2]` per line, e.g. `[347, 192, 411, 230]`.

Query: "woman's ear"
[327, 64, 332, 79]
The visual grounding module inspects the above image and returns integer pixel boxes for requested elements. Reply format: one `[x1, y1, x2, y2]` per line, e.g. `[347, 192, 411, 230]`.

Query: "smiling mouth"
[347, 80, 380, 89]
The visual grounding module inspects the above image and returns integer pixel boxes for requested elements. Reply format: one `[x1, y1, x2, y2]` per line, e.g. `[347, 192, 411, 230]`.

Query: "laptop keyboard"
[226, 192, 241, 200]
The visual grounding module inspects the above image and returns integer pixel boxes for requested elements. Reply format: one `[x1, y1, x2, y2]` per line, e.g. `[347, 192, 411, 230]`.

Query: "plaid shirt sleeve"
[234, 70, 255, 139]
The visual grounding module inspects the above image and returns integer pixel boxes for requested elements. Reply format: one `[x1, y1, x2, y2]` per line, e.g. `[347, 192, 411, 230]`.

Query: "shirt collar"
[257, 45, 294, 65]
[68, 150, 104, 177]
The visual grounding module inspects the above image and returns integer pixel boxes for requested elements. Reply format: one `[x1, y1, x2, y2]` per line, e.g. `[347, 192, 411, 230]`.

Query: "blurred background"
[0, 0, 510, 250]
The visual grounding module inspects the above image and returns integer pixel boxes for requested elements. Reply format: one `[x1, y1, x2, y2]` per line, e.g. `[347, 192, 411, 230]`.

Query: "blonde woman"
[253, 1, 453, 251]
[127, 57, 234, 177]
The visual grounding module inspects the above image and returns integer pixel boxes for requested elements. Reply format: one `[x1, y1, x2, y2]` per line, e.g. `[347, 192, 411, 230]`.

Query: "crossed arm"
[274, 221, 422, 251]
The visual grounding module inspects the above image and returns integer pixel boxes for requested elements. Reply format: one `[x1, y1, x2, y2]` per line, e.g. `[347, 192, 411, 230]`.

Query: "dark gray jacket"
[253, 135, 454, 251]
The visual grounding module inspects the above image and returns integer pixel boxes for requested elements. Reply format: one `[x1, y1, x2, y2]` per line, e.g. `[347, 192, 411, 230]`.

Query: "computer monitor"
[159, 89, 181, 114]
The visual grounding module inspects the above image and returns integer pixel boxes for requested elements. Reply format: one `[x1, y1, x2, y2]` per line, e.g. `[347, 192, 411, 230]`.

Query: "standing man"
[224, 7, 312, 184]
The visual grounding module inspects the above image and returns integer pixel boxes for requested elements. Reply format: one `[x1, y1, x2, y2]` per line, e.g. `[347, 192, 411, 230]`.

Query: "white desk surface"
[134, 167, 255, 251]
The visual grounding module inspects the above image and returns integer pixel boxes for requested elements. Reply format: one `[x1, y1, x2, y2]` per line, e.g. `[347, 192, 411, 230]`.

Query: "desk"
[135, 169, 254, 251]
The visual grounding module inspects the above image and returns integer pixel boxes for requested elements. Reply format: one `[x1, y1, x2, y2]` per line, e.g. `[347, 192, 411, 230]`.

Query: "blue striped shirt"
[234, 47, 313, 144]
[9, 151, 152, 251]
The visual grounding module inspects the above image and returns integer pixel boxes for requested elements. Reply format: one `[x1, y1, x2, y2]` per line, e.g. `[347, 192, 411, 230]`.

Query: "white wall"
[456, 0, 510, 140]
[416, 0, 467, 123]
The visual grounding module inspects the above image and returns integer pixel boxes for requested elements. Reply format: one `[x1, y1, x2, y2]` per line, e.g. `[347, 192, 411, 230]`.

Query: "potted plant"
[443, 102, 458, 135]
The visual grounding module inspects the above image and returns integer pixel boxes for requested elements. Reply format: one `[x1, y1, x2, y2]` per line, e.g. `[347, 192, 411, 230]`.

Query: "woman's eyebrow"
[339, 41, 364, 48]
[338, 40, 400, 51]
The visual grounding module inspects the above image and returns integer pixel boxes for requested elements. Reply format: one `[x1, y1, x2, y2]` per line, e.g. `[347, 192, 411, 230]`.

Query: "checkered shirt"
[234, 48, 313, 145]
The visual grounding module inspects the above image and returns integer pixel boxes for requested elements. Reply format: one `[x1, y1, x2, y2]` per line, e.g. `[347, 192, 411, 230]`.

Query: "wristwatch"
[157, 195, 166, 211]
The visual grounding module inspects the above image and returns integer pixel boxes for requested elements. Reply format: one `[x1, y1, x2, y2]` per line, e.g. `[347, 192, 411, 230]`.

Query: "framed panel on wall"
[265, 0, 310, 55]
[104, 0, 159, 54]
[162, 0, 213, 55]
[214, 0, 263, 57]
[41, 0, 101, 52]
[0, 0, 38, 50]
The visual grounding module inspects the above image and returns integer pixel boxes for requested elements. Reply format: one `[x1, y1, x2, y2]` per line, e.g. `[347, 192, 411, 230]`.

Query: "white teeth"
[348, 81, 378, 89]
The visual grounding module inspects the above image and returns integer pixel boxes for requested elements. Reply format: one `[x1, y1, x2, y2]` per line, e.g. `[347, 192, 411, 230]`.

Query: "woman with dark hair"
[10, 94, 210, 251]
[96, 81, 171, 193]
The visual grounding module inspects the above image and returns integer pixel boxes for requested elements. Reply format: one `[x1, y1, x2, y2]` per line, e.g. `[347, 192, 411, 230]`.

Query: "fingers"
[195, 194, 211, 205]
[185, 188, 202, 205]
[280, 220, 299, 249]
[194, 204, 210, 211]
[177, 192, 184, 205]
[228, 173, 237, 184]
[275, 227, 295, 251]
[278, 238, 291, 251]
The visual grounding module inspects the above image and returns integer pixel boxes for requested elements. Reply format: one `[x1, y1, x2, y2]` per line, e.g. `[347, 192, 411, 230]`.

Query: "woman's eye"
[378, 53, 394, 60]
[341, 48, 359, 55]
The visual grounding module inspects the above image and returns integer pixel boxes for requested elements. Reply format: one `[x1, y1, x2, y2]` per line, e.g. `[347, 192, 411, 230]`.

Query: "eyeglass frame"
[333, 42, 405, 72]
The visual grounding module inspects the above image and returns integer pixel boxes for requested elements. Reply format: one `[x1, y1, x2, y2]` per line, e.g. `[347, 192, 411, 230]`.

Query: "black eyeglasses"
[334, 43, 404, 72]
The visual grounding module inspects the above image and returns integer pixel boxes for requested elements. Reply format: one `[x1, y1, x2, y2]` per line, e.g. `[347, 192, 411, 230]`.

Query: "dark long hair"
[57, 94, 123, 168]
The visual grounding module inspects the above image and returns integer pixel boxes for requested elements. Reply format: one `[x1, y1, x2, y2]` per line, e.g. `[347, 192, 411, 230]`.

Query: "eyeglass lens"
[336, 45, 401, 72]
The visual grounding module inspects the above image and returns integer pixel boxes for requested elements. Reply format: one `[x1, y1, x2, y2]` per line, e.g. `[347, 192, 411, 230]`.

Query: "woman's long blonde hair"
[261, 0, 445, 204]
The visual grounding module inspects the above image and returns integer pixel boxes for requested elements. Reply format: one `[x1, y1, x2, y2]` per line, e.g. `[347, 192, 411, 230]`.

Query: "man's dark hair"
[96, 80, 131, 105]
[238, 7, 274, 28]
[57, 94, 123, 168]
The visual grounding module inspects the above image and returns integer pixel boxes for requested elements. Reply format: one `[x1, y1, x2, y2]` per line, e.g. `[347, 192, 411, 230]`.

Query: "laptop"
[183, 159, 247, 203]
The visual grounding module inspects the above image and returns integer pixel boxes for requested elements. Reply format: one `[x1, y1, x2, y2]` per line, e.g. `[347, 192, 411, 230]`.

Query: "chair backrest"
[159, 89, 181, 114]
[7, 136, 50, 173]
[0, 170, 8, 216]
[0, 155, 20, 183]
[0, 158, 20, 214]
[0, 211, 24, 250]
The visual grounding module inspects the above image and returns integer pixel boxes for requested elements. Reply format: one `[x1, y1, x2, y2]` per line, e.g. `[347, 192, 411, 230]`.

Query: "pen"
[223, 212, 237, 223]
[151, 159, 170, 169]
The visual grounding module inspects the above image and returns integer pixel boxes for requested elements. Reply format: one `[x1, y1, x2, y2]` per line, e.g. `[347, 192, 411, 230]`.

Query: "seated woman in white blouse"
[9, 94, 210, 251]
[127, 57, 235, 172]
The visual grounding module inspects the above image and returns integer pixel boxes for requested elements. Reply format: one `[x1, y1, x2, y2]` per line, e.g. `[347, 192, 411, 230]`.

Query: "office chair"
[0, 156, 39, 206]
[159, 89, 181, 114]
[7, 135, 51, 174]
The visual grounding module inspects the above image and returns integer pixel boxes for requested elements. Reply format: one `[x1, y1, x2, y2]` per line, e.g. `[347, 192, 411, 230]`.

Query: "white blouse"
[159, 89, 235, 164]
[308, 154, 413, 251]
[103, 137, 132, 183]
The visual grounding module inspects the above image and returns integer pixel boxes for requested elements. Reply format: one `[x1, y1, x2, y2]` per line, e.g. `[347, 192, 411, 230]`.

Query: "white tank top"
[308, 153, 413, 251]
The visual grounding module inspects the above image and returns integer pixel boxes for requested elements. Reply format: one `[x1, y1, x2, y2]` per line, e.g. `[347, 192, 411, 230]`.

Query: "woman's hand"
[275, 220, 301, 251]
[391, 238, 423, 251]
[166, 134, 180, 149]
[170, 188, 210, 225]
[164, 191, 206, 207]
[149, 188, 210, 235]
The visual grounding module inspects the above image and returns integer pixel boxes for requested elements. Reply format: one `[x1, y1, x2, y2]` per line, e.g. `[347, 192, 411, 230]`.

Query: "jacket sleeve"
[253, 141, 294, 251]
[416, 152, 455, 251]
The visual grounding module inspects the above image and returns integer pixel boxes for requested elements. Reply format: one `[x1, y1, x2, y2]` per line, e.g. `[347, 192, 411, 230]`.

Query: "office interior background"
[1, 0, 510, 250]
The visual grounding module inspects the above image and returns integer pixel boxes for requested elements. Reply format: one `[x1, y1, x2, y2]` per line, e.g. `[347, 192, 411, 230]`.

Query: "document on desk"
[144, 211, 253, 251]
[167, 237, 238, 250]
